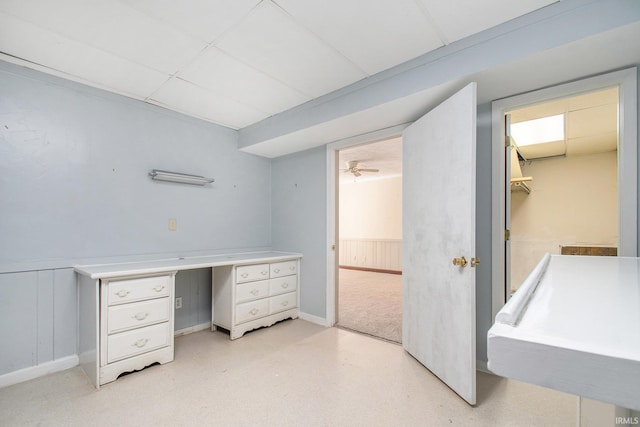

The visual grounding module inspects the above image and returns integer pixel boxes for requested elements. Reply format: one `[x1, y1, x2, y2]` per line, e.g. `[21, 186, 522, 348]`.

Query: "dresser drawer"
[107, 297, 171, 334]
[236, 280, 269, 303]
[236, 299, 269, 324]
[270, 260, 297, 278]
[236, 264, 270, 283]
[107, 322, 170, 364]
[269, 276, 297, 296]
[270, 292, 296, 314]
[107, 275, 171, 306]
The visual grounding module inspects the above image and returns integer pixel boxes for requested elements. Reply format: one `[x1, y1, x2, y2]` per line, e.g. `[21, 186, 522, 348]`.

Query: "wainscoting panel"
[0, 269, 77, 376]
[339, 239, 402, 272]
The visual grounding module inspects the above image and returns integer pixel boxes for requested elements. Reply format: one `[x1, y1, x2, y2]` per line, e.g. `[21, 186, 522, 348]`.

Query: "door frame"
[490, 67, 638, 319]
[325, 124, 409, 326]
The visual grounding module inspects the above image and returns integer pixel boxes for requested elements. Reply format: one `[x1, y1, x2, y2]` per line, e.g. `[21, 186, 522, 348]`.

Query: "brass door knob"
[452, 256, 467, 267]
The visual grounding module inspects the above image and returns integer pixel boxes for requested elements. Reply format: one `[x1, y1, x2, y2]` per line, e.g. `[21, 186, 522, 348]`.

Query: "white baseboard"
[0, 355, 79, 389]
[174, 322, 212, 337]
[298, 311, 329, 327]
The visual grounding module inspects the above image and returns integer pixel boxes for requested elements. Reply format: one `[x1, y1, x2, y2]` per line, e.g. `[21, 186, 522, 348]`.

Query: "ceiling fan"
[343, 160, 379, 177]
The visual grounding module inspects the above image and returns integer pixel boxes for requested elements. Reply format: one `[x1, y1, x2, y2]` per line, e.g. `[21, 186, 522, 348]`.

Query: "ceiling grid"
[0, 0, 560, 129]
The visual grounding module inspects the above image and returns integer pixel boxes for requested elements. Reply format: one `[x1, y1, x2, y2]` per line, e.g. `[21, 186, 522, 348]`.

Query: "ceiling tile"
[274, 0, 443, 75]
[149, 78, 269, 129]
[567, 133, 618, 156]
[1, 0, 206, 74]
[178, 47, 310, 115]
[518, 140, 565, 159]
[567, 104, 617, 140]
[566, 87, 618, 111]
[418, 0, 557, 43]
[120, 0, 260, 43]
[0, 12, 168, 98]
[215, 1, 367, 98]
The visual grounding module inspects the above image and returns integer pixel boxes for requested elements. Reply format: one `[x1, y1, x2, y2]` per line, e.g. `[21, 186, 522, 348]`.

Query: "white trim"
[298, 311, 330, 327]
[0, 355, 79, 389]
[174, 322, 212, 337]
[491, 67, 638, 320]
[325, 125, 408, 326]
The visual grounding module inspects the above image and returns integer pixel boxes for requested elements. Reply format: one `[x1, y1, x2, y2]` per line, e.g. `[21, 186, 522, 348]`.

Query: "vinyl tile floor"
[0, 319, 577, 426]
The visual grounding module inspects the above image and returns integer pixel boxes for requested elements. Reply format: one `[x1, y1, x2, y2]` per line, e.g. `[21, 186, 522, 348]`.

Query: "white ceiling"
[509, 87, 618, 159]
[339, 137, 402, 183]
[0, 0, 557, 130]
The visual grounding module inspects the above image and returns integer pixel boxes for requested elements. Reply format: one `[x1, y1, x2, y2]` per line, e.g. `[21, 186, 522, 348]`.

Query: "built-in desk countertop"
[74, 251, 302, 279]
[488, 254, 640, 411]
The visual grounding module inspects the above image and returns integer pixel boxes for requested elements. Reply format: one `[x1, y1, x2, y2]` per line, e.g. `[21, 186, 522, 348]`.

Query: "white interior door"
[402, 82, 477, 405]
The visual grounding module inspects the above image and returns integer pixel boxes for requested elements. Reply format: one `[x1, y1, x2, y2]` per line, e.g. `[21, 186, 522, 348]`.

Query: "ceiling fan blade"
[358, 168, 379, 172]
[354, 171, 361, 177]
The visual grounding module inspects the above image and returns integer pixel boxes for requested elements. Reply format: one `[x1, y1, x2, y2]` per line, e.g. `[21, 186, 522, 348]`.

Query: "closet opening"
[506, 87, 619, 294]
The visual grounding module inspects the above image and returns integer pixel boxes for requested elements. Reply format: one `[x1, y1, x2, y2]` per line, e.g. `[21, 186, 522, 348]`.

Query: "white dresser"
[76, 251, 302, 387]
[212, 259, 299, 339]
[78, 271, 176, 387]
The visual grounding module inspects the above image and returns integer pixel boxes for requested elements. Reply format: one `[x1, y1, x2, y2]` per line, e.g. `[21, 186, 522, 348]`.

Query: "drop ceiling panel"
[274, 0, 444, 75]
[567, 133, 618, 156]
[178, 48, 310, 115]
[566, 87, 618, 111]
[215, 1, 367, 98]
[150, 78, 269, 129]
[80, 6, 205, 74]
[1, 0, 205, 74]
[120, 0, 260, 42]
[509, 99, 566, 123]
[518, 140, 565, 159]
[567, 104, 617, 139]
[0, 13, 168, 98]
[418, 0, 557, 43]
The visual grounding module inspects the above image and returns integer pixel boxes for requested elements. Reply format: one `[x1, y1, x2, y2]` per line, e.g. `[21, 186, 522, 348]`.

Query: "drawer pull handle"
[281, 301, 289, 307]
[240, 273, 248, 278]
[153, 285, 165, 292]
[132, 338, 149, 348]
[133, 312, 149, 321]
[250, 289, 260, 296]
[261, 271, 268, 276]
[273, 268, 280, 273]
[249, 308, 259, 316]
[289, 266, 295, 271]
[116, 290, 130, 298]
[281, 283, 289, 289]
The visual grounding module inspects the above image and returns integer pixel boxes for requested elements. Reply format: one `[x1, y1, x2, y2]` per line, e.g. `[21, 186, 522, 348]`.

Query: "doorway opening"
[491, 67, 637, 317]
[507, 87, 619, 294]
[336, 137, 403, 343]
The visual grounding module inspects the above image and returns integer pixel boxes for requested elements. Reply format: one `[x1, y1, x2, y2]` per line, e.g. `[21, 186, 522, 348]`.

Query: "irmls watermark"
[616, 416, 640, 425]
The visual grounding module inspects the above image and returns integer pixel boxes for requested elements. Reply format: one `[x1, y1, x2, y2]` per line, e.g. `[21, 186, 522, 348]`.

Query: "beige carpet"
[338, 268, 402, 343]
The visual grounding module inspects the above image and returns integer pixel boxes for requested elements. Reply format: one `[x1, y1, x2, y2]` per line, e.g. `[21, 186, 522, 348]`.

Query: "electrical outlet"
[175, 297, 182, 309]
[169, 218, 177, 231]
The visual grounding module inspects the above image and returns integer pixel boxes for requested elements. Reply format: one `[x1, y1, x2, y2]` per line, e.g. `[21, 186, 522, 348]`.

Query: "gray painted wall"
[271, 146, 327, 318]
[0, 61, 271, 376]
[0, 62, 271, 270]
